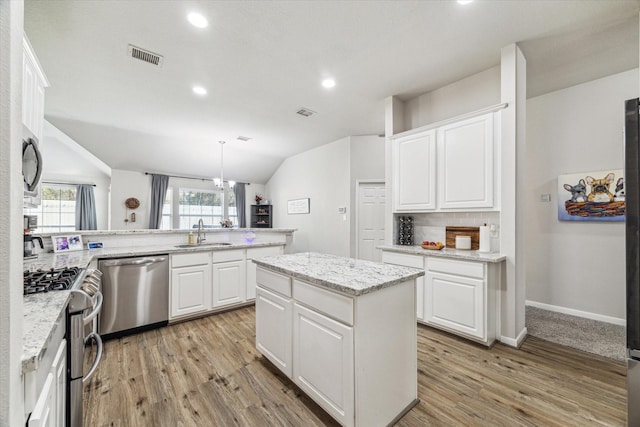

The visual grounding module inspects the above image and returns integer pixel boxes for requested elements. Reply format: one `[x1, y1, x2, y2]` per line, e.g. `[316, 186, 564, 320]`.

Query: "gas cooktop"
[23, 267, 82, 295]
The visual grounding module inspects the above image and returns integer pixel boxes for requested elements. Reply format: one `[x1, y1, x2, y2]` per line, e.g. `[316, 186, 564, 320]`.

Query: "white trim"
[389, 102, 508, 140]
[355, 179, 385, 260]
[500, 327, 527, 348]
[526, 300, 625, 326]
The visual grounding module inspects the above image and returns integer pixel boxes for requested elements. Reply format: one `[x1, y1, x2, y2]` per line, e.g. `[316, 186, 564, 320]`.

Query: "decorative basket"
[564, 201, 625, 218]
[421, 244, 444, 251]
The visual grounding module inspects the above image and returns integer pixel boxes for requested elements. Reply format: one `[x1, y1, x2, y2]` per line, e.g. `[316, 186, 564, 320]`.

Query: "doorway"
[356, 180, 385, 262]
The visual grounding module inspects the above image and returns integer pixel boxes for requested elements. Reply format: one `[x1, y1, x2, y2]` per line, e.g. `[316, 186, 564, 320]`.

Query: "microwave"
[22, 137, 43, 198]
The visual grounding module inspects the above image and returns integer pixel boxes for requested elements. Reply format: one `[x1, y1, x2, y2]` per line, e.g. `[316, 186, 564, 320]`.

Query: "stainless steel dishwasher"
[98, 255, 169, 339]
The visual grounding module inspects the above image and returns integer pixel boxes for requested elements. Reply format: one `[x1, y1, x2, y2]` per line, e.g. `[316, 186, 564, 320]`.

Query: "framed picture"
[287, 198, 310, 214]
[557, 169, 625, 222]
[52, 234, 84, 252]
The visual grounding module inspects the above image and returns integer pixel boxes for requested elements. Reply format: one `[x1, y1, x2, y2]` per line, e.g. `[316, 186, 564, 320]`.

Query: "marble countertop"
[22, 240, 285, 374]
[378, 245, 506, 263]
[37, 227, 296, 238]
[253, 252, 425, 296]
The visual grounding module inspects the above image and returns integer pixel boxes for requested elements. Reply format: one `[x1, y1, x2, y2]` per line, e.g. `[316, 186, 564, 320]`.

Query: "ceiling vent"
[236, 136, 252, 142]
[296, 108, 316, 117]
[127, 44, 164, 67]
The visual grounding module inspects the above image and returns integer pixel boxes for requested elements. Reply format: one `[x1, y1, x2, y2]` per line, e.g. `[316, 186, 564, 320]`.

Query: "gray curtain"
[75, 184, 97, 230]
[149, 174, 169, 229]
[234, 183, 246, 227]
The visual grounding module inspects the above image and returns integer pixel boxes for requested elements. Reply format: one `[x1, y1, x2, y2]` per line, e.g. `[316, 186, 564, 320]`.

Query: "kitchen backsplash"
[395, 212, 501, 252]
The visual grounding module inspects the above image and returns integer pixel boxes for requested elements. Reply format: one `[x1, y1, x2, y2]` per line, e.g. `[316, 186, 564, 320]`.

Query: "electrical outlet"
[338, 207, 347, 214]
[489, 224, 498, 238]
[540, 194, 551, 202]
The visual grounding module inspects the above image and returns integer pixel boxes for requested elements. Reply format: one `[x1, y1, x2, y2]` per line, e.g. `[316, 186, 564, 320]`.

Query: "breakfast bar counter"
[253, 252, 423, 427]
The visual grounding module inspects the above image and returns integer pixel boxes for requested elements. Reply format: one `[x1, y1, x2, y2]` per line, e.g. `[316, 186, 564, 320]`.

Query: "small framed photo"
[52, 234, 84, 253]
[287, 198, 310, 214]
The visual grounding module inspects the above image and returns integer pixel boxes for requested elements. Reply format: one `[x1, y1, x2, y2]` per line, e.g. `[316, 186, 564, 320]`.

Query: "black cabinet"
[250, 204, 272, 228]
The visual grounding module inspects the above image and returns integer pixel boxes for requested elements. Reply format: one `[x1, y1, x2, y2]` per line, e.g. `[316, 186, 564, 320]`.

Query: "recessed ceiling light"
[457, 0, 473, 4]
[322, 78, 336, 89]
[187, 12, 208, 28]
[192, 86, 207, 96]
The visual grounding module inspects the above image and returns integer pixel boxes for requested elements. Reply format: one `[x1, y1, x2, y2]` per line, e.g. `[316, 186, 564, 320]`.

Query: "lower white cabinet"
[293, 303, 354, 426]
[52, 339, 66, 427]
[28, 338, 66, 427]
[255, 286, 292, 376]
[212, 259, 246, 308]
[28, 374, 55, 427]
[424, 257, 497, 345]
[171, 252, 212, 318]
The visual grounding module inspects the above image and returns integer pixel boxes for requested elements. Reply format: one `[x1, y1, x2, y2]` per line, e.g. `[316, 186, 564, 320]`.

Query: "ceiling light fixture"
[322, 78, 336, 89]
[214, 141, 235, 190]
[192, 86, 207, 96]
[187, 12, 208, 28]
[457, 0, 473, 4]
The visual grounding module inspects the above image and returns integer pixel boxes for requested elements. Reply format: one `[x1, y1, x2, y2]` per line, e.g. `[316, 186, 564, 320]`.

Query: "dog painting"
[558, 169, 625, 222]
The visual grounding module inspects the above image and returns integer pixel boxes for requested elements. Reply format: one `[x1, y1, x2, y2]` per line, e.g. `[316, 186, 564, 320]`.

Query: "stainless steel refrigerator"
[626, 97, 640, 426]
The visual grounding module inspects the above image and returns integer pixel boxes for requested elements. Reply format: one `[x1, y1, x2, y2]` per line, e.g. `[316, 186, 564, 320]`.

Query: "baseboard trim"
[500, 326, 527, 348]
[526, 300, 625, 326]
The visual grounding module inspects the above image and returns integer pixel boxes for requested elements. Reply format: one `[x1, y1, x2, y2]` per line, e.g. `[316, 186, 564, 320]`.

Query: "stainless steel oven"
[67, 268, 103, 427]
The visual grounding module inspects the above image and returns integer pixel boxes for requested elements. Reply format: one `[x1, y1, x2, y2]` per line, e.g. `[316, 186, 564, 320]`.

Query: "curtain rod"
[144, 172, 250, 185]
[42, 181, 96, 187]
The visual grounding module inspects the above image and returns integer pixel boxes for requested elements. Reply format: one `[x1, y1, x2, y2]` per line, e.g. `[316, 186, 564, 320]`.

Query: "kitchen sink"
[174, 242, 233, 248]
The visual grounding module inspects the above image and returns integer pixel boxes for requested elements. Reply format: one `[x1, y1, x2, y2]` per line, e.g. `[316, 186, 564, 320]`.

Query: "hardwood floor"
[83, 306, 627, 426]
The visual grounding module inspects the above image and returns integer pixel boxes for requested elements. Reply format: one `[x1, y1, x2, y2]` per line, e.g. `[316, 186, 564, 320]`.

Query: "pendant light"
[214, 141, 235, 190]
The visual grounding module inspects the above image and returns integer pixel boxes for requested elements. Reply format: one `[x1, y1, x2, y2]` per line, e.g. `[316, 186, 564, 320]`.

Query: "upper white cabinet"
[391, 110, 499, 212]
[22, 35, 49, 141]
[437, 113, 494, 209]
[392, 130, 437, 212]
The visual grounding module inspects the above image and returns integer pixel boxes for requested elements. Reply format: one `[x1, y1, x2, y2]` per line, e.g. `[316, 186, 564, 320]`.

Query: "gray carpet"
[526, 306, 626, 361]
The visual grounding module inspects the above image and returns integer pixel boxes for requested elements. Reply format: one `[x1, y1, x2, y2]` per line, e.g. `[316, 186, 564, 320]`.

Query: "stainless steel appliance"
[23, 234, 43, 259]
[22, 137, 43, 197]
[626, 98, 640, 426]
[67, 268, 103, 427]
[98, 255, 169, 339]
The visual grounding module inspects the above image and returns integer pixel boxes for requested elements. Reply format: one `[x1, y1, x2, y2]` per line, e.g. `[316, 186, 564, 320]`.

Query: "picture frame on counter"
[287, 197, 310, 214]
[52, 234, 83, 252]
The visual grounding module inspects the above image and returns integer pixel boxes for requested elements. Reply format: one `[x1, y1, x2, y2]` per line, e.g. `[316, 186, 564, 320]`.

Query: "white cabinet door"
[256, 286, 292, 377]
[293, 303, 354, 427]
[170, 264, 212, 318]
[393, 130, 437, 212]
[52, 339, 66, 427]
[28, 373, 55, 427]
[425, 271, 485, 340]
[22, 38, 47, 141]
[437, 113, 494, 209]
[212, 260, 246, 308]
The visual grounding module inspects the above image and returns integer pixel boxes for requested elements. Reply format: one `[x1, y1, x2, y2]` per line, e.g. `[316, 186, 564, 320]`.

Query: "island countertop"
[253, 252, 425, 296]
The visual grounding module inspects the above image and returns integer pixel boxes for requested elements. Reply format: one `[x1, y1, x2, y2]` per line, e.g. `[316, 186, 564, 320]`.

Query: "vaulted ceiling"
[24, 0, 639, 184]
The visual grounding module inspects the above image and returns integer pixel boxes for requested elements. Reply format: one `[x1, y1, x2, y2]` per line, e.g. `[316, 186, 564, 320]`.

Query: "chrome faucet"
[197, 219, 206, 244]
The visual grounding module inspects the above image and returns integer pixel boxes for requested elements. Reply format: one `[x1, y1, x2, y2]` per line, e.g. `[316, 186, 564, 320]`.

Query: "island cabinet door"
[255, 286, 292, 377]
[293, 303, 354, 427]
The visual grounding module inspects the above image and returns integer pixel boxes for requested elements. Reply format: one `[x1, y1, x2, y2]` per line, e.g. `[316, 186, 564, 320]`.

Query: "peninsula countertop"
[253, 252, 425, 296]
[378, 244, 507, 263]
[23, 240, 286, 374]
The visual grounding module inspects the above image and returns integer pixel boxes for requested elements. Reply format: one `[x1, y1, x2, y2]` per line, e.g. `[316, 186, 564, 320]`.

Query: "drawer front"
[247, 245, 283, 259]
[294, 279, 354, 326]
[382, 251, 424, 269]
[426, 257, 484, 279]
[256, 267, 292, 297]
[171, 251, 210, 268]
[212, 249, 245, 263]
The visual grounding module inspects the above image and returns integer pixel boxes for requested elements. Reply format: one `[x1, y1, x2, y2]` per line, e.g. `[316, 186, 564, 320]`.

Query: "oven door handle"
[83, 332, 103, 383]
[83, 291, 103, 326]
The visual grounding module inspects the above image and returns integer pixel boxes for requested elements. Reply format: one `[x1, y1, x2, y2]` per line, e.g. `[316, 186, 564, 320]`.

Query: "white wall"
[266, 137, 351, 256]
[404, 65, 501, 130]
[526, 68, 639, 321]
[0, 1, 26, 424]
[109, 169, 150, 230]
[40, 120, 111, 229]
[349, 135, 385, 257]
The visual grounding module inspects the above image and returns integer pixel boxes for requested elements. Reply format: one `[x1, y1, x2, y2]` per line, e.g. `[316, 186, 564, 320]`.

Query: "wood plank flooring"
[83, 306, 627, 426]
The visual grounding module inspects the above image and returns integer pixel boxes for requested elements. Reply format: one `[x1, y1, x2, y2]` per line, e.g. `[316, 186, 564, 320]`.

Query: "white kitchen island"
[253, 252, 424, 427]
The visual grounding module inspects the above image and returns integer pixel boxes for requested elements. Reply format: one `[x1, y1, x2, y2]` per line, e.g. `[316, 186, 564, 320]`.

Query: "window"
[178, 189, 223, 229]
[25, 184, 77, 233]
[227, 187, 237, 226]
[161, 188, 172, 230]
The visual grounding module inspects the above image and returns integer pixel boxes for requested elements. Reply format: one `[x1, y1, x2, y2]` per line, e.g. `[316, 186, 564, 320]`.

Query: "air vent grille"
[237, 136, 252, 142]
[127, 44, 164, 67]
[296, 108, 316, 117]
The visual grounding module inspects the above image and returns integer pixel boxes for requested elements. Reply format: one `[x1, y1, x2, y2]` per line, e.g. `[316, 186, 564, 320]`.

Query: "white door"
[170, 265, 212, 318]
[293, 303, 354, 427]
[256, 286, 293, 377]
[212, 260, 246, 308]
[357, 181, 386, 262]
